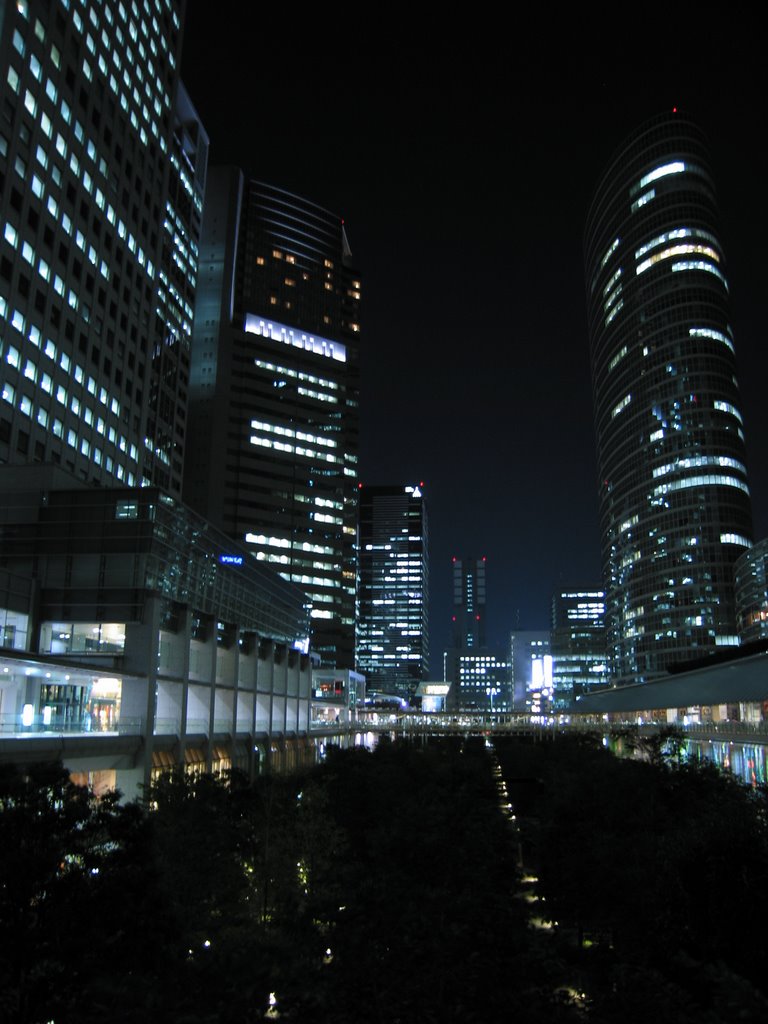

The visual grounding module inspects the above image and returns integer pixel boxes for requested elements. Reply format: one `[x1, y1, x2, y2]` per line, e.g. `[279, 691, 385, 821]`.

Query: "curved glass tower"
[584, 112, 753, 685]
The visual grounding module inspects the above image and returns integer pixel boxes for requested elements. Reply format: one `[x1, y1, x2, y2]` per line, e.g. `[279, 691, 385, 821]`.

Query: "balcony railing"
[0, 713, 142, 736]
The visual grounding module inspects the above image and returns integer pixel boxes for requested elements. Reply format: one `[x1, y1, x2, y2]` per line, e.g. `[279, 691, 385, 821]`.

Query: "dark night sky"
[181, 11, 768, 675]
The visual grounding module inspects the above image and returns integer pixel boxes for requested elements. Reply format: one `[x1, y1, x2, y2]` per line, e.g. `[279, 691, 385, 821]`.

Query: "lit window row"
[600, 237, 620, 270]
[622, 605, 644, 623]
[636, 226, 716, 261]
[165, 204, 199, 263]
[158, 270, 194, 326]
[143, 435, 171, 465]
[671, 260, 729, 290]
[250, 419, 336, 449]
[611, 393, 631, 418]
[604, 283, 622, 312]
[245, 533, 334, 556]
[605, 299, 623, 326]
[653, 474, 750, 497]
[245, 315, 346, 363]
[635, 161, 686, 191]
[713, 400, 743, 424]
[297, 385, 336, 404]
[608, 345, 628, 372]
[250, 434, 337, 462]
[312, 512, 342, 525]
[290, 574, 341, 589]
[631, 189, 655, 212]
[292, 494, 343, 511]
[689, 327, 734, 354]
[653, 455, 745, 479]
[253, 359, 339, 392]
[603, 266, 622, 296]
[720, 533, 752, 548]
[170, 153, 199, 207]
[636, 243, 720, 276]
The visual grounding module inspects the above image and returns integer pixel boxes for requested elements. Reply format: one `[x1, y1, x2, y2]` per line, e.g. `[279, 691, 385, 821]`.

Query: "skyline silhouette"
[182, 13, 767, 673]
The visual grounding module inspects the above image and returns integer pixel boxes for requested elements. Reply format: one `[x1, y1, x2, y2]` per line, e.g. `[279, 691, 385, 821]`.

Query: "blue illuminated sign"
[219, 554, 244, 566]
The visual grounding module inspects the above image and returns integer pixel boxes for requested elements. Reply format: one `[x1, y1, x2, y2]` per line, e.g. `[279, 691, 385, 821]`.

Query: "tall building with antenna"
[585, 111, 753, 685]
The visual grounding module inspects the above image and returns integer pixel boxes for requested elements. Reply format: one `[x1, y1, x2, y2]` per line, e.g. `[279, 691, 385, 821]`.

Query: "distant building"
[451, 556, 486, 647]
[585, 112, 753, 685]
[416, 681, 451, 713]
[311, 668, 365, 727]
[509, 631, 551, 713]
[550, 590, 608, 708]
[185, 169, 361, 669]
[356, 484, 429, 700]
[446, 649, 512, 712]
[445, 556, 511, 712]
[734, 540, 768, 643]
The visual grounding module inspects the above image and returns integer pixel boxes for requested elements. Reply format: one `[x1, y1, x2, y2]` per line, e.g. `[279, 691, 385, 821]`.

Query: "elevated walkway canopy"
[572, 650, 768, 714]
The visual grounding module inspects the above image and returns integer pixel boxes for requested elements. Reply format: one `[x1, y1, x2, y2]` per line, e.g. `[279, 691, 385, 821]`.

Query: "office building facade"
[585, 112, 753, 685]
[356, 484, 429, 699]
[445, 649, 512, 713]
[0, 0, 207, 497]
[550, 589, 607, 708]
[185, 169, 360, 669]
[509, 630, 551, 713]
[0, 466, 314, 794]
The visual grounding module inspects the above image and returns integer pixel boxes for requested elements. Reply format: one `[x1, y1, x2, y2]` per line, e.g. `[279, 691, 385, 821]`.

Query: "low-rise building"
[311, 667, 365, 726]
[0, 467, 314, 795]
[735, 539, 768, 643]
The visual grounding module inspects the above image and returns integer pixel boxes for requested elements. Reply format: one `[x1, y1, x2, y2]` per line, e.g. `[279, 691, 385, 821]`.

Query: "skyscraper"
[0, 0, 206, 496]
[185, 169, 360, 668]
[451, 555, 486, 648]
[445, 556, 511, 712]
[585, 112, 753, 685]
[356, 484, 429, 699]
